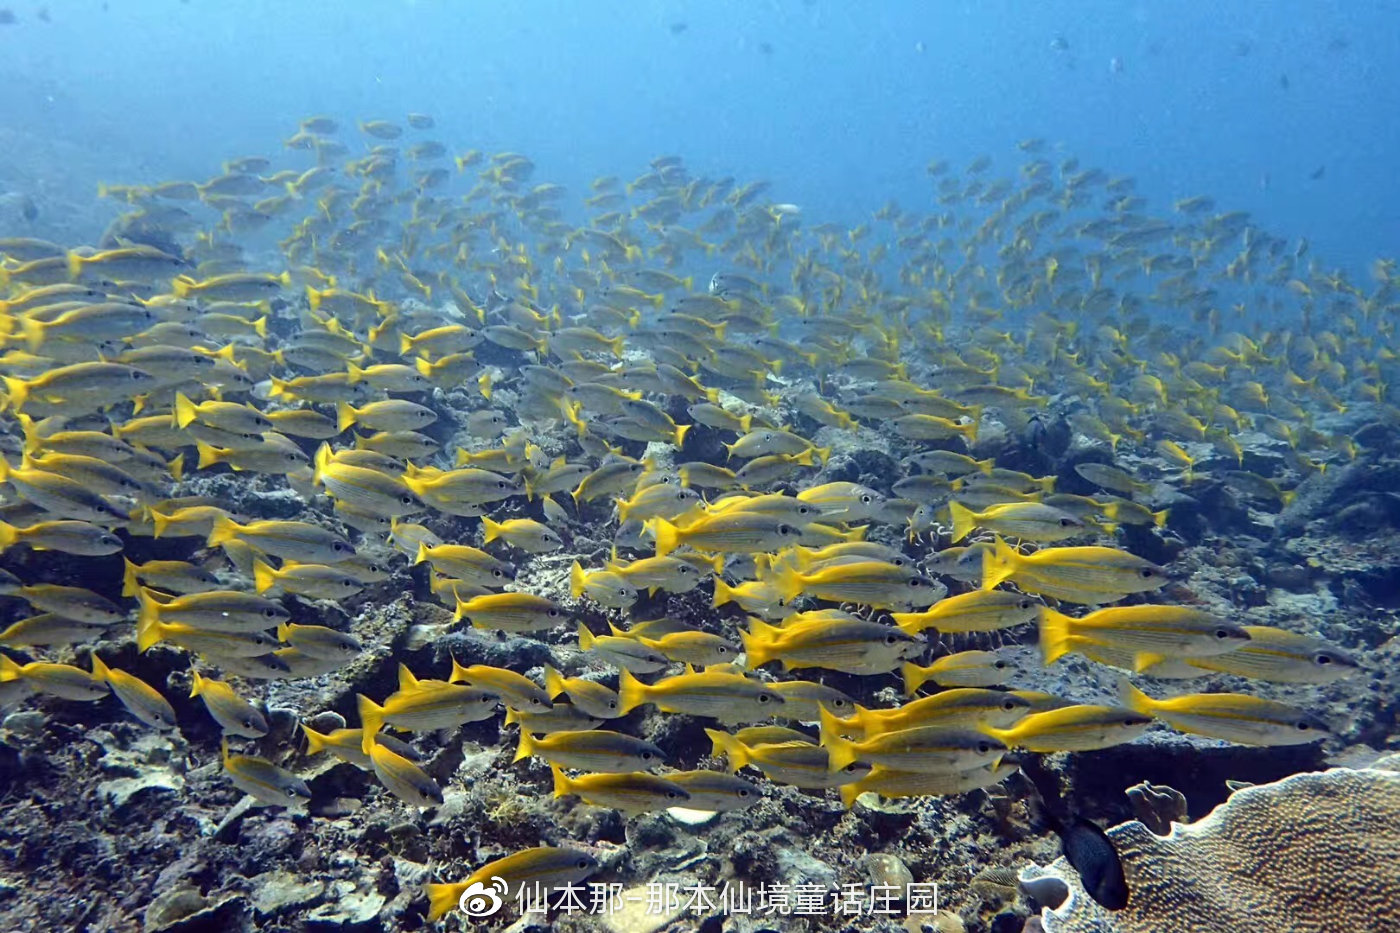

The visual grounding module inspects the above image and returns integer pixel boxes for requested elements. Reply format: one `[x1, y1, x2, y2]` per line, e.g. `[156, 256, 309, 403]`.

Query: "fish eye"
[977, 741, 992, 753]
[1296, 721, 1311, 730]
[1002, 698, 1018, 710]
[333, 541, 350, 552]
[641, 751, 653, 760]
[400, 495, 415, 505]
[994, 660, 1008, 669]
[861, 494, 872, 503]
[842, 763, 861, 772]
[493, 569, 506, 578]
[884, 634, 899, 645]
[242, 717, 256, 727]
[716, 646, 729, 655]
[666, 790, 679, 799]
[738, 788, 751, 797]
[497, 481, 508, 488]
[1019, 600, 1034, 610]
[908, 576, 922, 586]
[1139, 568, 1157, 578]
[608, 700, 618, 709]
[547, 608, 560, 617]
[1215, 629, 1233, 639]
[758, 694, 771, 703]
[1059, 518, 1075, 526]
[576, 858, 590, 869]
[262, 608, 280, 618]
[1315, 653, 1333, 665]
[777, 524, 793, 535]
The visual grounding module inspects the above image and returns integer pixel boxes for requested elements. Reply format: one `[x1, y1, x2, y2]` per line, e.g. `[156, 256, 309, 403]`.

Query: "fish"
[221, 740, 311, 808]
[1167, 625, 1358, 683]
[577, 624, 668, 672]
[569, 563, 639, 610]
[454, 592, 566, 632]
[448, 661, 551, 712]
[366, 733, 444, 807]
[0, 519, 124, 556]
[818, 708, 1008, 774]
[425, 847, 599, 922]
[1040, 604, 1250, 670]
[949, 501, 1085, 543]
[0, 655, 109, 700]
[190, 672, 269, 737]
[90, 655, 177, 730]
[276, 622, 362, 660]
[665, 769, 761, 812]
[5, 584, 125, 624]
[892, 589, 1041, 635]
[902, 651, 1013, 692]
[705, 729, 871, 788]
[136, 587, 289, 636]
[515, 729, 666, 772]
[741, 616, 922, 674]
[617, 667, 783, 722]
[541, 665, 622, 719]
[1117, 678, 1331, 746]
[482, 516, 563, 553]
[550, 765, 690, 813]
[767, 560, 941, 610]
[207, 516, 356, 563]
[358, 667, 501, 738]
[0, 614, 113, 647]
[980, 704, 1152, 752]
[830, 689, 1033, 739]
[981, 537, 1170, 604]
[301, 725, 421, 770]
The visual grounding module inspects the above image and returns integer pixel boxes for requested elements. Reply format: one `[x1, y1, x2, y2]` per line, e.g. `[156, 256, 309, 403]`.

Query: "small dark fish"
[759, 41, 773, 55]
[1020, 756, 1129, 910]
[20, 196, 38, 223]
[670, 22, 687, 34]
[1279, 72, 1290, 90]
[1309, 165, 1326, 180]
[0, 9, 16, 25]
[1050, 35, 1070, 52]
[1060, 817, 1129, 910]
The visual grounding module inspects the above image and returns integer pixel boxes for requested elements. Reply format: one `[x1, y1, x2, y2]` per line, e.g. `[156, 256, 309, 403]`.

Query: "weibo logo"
[457, 876, 508, 917]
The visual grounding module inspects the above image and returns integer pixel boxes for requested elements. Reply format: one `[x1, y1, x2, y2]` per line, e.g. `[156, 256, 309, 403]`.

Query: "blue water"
[3, 1, 1396, 268]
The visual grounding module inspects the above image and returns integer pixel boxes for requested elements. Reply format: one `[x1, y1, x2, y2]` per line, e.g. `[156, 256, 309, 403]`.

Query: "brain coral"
[1019, 766, 1400, 932]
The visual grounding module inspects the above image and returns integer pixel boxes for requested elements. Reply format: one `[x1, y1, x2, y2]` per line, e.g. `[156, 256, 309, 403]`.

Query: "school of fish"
[0, 115, 1382, 922]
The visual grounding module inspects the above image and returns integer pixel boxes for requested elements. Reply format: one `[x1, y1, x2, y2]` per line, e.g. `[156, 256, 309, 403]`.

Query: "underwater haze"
[3, 1, 1398, 267]
[2, 2, 1400, 933]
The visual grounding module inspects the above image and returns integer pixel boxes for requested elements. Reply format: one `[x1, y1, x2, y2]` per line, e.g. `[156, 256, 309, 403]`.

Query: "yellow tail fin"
[948, 500, 979, 544]
[357, 695, 386, 753]
[1037, 606, 1074, 665]
[513, 728, 536, 763]
[981, 536, 1020, 590]
[252, 559, 278, 595]
[616, 667, 647, 714]
[901, 661, 932, 695]
[301, 724, 331, 756]
[135, 589, 164, 651]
